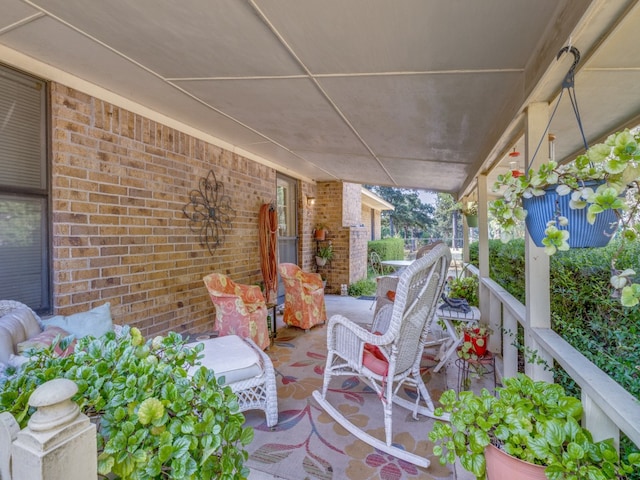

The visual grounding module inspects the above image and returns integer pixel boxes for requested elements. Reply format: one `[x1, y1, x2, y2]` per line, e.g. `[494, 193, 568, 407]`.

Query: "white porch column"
[524, 102, 554, 383]
[462, 211, 470, 263]
[477, 175, 499, 351]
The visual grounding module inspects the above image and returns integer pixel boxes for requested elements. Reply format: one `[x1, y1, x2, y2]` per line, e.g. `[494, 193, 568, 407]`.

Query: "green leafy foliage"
[469, 239, 640, 475]
[448, 276, 479, 307]
[0, 327, 253, 479]
[348, 278, 376, 297]
[429, 374, 640, 479]
[368, 238, 405, 261]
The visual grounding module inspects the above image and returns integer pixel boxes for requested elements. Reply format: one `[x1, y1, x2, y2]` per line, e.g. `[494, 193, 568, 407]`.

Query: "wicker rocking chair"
[312, 243, 451, 468]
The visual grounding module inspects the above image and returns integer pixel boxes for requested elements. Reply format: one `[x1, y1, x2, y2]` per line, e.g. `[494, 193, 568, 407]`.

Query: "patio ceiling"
[1, 1, 640, 198]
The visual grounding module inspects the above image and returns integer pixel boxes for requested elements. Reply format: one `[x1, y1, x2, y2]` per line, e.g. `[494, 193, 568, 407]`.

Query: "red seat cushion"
[363, 331, 389, 376]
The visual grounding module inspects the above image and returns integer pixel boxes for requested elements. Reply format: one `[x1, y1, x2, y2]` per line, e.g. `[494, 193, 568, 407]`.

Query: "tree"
[366, 186, 435, 239]
[432, 193, 459, 246]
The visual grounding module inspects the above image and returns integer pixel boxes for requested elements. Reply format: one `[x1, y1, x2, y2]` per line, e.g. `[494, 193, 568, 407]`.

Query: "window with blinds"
[0, 65, 50, 314]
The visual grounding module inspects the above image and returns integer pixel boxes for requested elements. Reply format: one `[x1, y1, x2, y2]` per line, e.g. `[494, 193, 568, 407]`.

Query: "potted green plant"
[489, 128, 640, 307]
[314, 223, 329, 240]
[448, 275, 479, 307]
[0, 327, 253, 479]
[429, 373, 640, 479]
[316, 242, 334, 266]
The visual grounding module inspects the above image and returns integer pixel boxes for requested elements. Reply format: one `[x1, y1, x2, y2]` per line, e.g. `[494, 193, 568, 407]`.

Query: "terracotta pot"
[464, 330, 488, 356]
[314, 229, 327, 240]
[485, 444, 546, 480]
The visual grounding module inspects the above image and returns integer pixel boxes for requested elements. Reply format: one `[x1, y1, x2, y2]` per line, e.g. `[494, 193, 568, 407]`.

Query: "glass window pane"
[0, 194, 49, 311]
[0, 68, 46, 190]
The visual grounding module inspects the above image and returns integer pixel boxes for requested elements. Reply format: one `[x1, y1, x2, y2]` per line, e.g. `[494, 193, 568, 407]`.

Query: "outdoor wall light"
[307, 196, 316, 207]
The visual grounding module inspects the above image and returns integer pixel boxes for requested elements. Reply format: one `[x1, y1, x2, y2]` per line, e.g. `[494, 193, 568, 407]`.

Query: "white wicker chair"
[0, 300, 41, 322]
[230, 337, 279, 428]
[313, 243, 451, 467]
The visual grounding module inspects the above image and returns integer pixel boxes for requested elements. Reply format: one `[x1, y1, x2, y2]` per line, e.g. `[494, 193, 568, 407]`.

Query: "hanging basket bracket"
[556, 45, 580, 89]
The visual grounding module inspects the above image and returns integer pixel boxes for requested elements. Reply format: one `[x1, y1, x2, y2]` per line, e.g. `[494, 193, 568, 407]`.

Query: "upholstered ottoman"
[187, 335, 278, 427]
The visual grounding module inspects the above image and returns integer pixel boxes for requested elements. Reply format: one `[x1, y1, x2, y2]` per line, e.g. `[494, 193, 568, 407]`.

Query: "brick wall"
[50, 83, 319, 337]
[313, 181, 368, 292]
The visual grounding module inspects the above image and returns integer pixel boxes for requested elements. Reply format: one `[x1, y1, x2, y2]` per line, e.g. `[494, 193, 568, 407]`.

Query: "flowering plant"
[456, 201, 478, 216]
[489, 129, 640, 307]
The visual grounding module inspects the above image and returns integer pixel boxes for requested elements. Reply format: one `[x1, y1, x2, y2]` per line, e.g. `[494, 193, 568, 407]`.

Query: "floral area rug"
[243, 324, 456, 480]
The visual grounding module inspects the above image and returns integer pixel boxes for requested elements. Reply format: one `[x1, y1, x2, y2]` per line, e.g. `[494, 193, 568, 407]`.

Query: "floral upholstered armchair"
[202, 273, 270, 350]
[278, 263, 327, 331]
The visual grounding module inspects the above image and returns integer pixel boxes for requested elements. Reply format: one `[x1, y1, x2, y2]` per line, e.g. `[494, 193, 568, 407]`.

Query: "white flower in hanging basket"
[490, 129, 640, 307]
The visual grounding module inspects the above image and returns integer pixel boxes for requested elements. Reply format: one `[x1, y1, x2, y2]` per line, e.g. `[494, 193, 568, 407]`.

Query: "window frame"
[0, 64, 51, 315]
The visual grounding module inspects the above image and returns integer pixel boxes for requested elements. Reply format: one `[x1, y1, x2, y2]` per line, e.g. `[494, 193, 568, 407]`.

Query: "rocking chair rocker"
[312, 243, 451, 468]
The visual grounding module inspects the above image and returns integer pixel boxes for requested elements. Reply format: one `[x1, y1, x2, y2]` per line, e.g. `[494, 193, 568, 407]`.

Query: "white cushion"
[187, 335, 262, 384]
[42, 302, 113, 339]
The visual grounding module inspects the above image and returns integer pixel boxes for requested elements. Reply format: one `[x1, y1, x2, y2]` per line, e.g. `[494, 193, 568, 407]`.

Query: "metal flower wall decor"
[183, 169, 235, 255]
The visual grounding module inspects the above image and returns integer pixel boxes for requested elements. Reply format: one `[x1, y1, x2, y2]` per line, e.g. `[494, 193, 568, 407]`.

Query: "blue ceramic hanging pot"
[522, 182, 619, 248]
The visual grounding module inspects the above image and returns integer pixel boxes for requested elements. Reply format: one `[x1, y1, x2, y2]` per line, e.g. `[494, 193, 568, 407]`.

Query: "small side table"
[432, 305, 481, 372]
[455, 351, 496, 394]
[266, 303, 277, 340]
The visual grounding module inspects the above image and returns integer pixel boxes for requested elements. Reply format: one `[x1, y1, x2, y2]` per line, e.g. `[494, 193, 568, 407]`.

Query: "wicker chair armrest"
[328, 314, 391, 346]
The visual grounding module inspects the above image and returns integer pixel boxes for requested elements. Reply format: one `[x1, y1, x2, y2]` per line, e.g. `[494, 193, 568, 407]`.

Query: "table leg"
[432, 318, 462, 373]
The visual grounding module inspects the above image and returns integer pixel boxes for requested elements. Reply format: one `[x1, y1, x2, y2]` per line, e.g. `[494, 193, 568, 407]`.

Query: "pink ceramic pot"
[485, 444, 546, 480]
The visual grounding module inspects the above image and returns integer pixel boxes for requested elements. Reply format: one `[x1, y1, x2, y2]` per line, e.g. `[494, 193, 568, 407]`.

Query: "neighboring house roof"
[361, 188, 394, 211]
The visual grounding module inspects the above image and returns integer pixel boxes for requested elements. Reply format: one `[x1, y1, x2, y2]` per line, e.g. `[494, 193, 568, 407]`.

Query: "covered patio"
[1, 0, 640, 478]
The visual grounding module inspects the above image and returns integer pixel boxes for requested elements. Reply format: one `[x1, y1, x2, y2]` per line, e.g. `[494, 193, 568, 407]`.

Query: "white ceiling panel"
[379, 157, 471, 192]
[175, 77, 370, 154]
[0, 0, 41, 29]
[28, 0, 304, 78]
[319, 72, 522, 161]
[292, 150, 391, 185]
[240, 142, 333, 181]
[0, 0, 637, 197]
[256, 0, 562, 74]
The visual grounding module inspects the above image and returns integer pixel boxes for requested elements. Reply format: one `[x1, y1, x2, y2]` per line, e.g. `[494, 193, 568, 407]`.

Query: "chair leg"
[312, 390, 431, 468]
[320, 351, 335, 398]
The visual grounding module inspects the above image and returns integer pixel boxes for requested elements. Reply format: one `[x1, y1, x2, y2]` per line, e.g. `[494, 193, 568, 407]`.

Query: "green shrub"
[348, 278, 376, 297]
[0, 327, 253, 479]
[368, 238, 404, 260]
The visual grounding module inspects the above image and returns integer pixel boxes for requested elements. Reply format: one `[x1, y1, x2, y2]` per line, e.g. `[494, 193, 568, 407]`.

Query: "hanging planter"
[464, 214, 478, 228]
[522, 181, 619, 248]
[314, 224, 328, 240]
[456, 201, 478, 228]
[490, 45, 640, 307]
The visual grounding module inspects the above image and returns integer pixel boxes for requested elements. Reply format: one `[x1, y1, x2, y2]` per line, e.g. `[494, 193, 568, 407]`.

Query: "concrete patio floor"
[249, 294, 485, 480]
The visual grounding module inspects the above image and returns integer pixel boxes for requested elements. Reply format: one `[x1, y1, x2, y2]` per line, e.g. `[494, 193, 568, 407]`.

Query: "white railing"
[466, 264, 640, 451]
